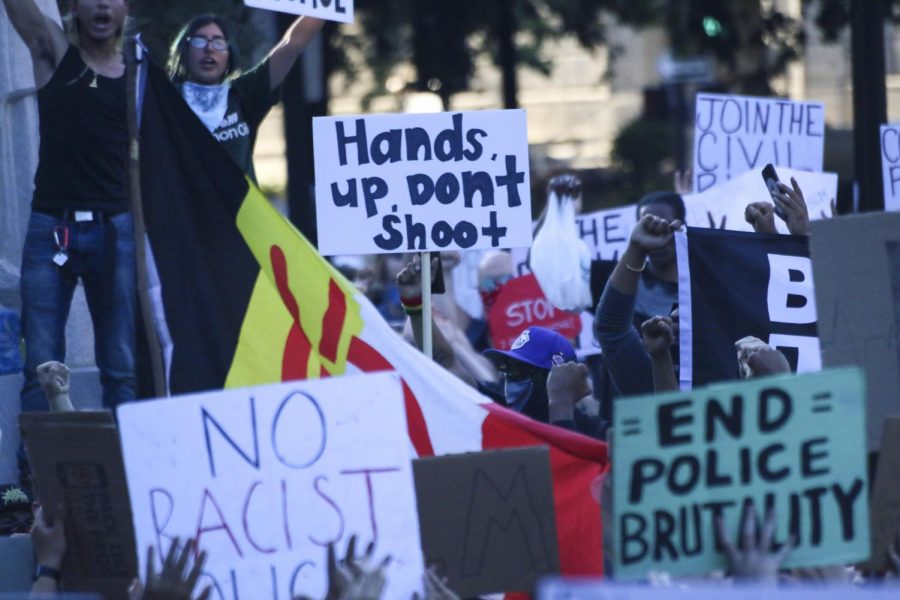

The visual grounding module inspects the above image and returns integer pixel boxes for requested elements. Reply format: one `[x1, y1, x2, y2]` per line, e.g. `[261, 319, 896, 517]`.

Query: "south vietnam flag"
[137, 60, 609, 582]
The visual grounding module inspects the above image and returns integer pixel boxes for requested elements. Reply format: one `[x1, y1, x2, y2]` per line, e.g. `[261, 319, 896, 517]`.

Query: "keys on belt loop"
[52, 225, 69, 267]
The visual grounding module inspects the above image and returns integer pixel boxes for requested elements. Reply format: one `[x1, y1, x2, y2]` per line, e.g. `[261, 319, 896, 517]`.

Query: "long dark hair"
[167, 14, 239, 84]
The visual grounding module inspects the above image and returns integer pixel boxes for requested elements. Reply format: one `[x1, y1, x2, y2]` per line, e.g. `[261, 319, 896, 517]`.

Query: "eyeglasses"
[187, 36, 229, 52]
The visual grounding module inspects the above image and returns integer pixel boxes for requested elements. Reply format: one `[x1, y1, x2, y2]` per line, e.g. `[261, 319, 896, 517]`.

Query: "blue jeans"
[20, 211, 136, 412]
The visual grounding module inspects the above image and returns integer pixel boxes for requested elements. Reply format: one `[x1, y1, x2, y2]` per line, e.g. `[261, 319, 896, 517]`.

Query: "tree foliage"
[334, 0, 649, 107]
[53, 0, 267, 70]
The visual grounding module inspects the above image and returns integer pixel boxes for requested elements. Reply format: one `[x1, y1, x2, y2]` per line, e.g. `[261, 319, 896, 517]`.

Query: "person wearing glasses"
[167, 14, 324, 182]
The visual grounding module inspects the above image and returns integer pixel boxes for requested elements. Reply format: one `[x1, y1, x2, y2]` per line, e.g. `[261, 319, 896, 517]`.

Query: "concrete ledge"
[0, 367, 102, 485]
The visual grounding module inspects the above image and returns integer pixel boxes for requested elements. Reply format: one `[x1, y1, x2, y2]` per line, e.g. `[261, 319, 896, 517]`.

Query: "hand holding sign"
[31, 504, 66, 571]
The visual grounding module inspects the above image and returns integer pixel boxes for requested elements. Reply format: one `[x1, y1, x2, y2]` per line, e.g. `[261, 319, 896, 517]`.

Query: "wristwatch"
[34, 564, 61, 582]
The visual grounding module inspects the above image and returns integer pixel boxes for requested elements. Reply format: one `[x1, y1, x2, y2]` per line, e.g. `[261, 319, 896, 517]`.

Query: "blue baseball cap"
[484, 326, 576, 370]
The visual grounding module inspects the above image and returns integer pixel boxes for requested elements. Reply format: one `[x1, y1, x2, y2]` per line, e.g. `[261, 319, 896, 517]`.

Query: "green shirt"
[211, 59, 279, 183]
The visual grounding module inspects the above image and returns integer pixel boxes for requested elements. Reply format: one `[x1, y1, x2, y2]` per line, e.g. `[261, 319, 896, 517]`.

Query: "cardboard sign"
[693, 93, 825, 193]
[18, 411, 138, 599]
[809, 211, 900, 450]
[684, 167, 837, 234]
[487, 274, 582, 350]
[117, 374, 424, 600]
[314, 110, 532, 255]
[612, 368, 869, 580]
[413, 447, 559, 597]
[0, 535, 34, 592]
[881, 124, 900, 211]
[244, 0, 353, 23]
[865, 417, 900, 571]
[538, 581, 897, 600]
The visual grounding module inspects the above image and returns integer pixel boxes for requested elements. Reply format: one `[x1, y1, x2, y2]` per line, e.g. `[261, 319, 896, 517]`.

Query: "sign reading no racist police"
[244, 0, 354, 24]
[612, 368, 869, 580]
[313, 110, 532, 256]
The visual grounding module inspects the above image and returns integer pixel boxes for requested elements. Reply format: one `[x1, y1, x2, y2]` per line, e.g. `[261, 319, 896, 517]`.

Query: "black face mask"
[505, 371, 549, 423]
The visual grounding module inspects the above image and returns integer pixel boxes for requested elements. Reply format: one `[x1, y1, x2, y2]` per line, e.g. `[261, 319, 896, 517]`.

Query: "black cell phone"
[761, 163, 787, 220]
[430, 251, 445, 295]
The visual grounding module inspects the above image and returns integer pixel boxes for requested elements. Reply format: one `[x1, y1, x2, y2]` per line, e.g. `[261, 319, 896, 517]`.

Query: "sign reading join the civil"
[693, 93, 825, 193]
[244, 0, 354, 23]
[314, 110, 532, 256]
[117, 373, 424, 600]
[613, 368, 869, 580]
[881, 124, 900, 211]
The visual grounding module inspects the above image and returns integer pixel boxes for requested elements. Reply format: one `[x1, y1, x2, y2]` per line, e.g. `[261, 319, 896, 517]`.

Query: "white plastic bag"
[530, 185, 592, 311]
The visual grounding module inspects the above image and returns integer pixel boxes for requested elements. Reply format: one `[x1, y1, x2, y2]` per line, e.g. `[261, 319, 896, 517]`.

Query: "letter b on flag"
[767, 254, 816, 324]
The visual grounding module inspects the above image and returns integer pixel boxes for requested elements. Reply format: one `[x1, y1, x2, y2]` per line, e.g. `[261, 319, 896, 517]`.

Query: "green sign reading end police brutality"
[612, 368, 869, 580]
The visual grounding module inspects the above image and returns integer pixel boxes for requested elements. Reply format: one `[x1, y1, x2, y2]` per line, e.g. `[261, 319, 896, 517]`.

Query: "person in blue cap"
[483, 326, 578, 423]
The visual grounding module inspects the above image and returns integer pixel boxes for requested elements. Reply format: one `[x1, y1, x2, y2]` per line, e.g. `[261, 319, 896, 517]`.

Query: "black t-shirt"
[208, 60, 279, 183]
[33, 46, 129, 213]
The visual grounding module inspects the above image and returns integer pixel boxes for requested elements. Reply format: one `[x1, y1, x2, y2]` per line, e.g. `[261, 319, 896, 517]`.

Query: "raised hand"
[547, 362, 592, 423]
[770, 177, 810, 236]
[629, 214, 683, 253]
[641, 316, 675, 356]
[142, 538, 210, 600]
[715, 502, 794, 582]
[745, 202, 777, 234]
[396, 256, 438, 301]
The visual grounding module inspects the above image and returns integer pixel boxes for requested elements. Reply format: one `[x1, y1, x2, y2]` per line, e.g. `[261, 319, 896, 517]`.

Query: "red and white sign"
[488, 274, 582, 350]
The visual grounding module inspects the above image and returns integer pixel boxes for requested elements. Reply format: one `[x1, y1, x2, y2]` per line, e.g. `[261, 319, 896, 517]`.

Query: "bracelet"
[35, 565, 61, 582]
[400, 294, 422, 307]
[624, 260, 646, 273]
[403, 304, 423, 315]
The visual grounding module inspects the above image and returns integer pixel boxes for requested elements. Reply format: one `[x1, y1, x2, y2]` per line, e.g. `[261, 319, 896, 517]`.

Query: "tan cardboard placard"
[413, 447, 559, 597]
[19, 411, 137, 599]
[809, 212, 900, 450]
[866, 417, 900, 571]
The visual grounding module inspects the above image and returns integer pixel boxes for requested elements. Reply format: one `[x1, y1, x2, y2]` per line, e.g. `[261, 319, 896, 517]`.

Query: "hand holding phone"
[761, 163, 788, 221]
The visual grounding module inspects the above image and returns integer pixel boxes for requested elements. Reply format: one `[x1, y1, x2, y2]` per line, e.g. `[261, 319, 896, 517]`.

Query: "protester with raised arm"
[594, 211, 682, 399]
[167, 14, 324, 182]
[3, 0, 136, 416]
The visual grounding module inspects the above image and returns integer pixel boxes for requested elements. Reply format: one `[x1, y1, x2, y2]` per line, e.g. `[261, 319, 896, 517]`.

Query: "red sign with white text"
[488, 274, 582, 350]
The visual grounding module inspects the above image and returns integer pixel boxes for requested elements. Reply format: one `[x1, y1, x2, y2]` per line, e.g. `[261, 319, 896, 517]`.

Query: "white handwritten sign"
[314, 110, 532, 255]
[117, 374, 423, 599]
[684, 167, 837, 233]
[693, 93, 825, 193]
[880, 124, 900, 211]
[244, 0, 353, 23]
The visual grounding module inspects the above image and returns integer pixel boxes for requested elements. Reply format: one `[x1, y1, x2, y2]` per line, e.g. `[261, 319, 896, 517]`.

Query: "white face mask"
[180, 81, 230, 132]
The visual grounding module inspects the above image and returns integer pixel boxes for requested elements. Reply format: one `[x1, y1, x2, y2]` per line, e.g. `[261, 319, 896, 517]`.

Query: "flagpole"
[421, 252, 433, 360]
[126, 37, 167, 397]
